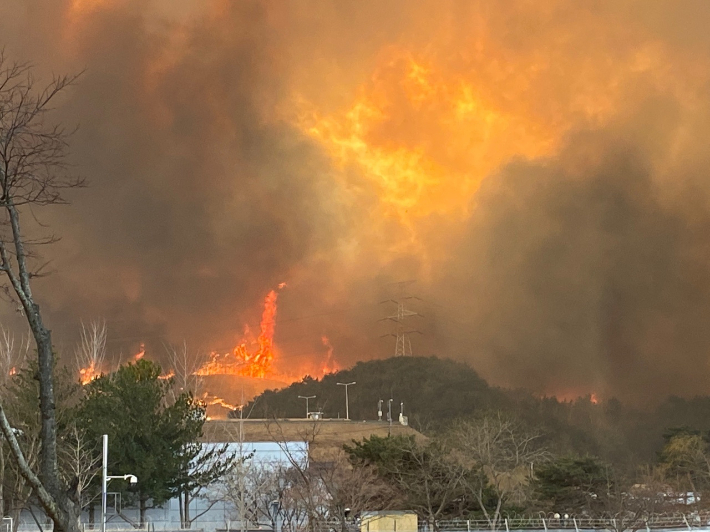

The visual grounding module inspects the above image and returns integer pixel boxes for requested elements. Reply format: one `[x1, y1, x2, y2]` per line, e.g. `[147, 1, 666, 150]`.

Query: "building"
[91, 418, 422, 532]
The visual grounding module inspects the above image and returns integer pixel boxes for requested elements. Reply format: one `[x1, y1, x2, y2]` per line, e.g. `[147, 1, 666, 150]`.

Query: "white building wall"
[14, 441, 308, 532]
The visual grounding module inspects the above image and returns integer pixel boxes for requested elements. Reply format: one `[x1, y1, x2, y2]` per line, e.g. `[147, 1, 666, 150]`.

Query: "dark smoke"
[438, 98, 710, 403]
[1, 1, 710, 403]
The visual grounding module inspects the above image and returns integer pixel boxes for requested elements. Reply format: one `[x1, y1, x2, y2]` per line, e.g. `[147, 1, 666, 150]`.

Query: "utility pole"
[378, 399, 383, 421]
[387, 399, 393, 437]
[101, 435, 137, 532]
[298, 395, 315, 418]
[337, 382, 356, 420]
[239, 389, 246, 532]
[101, 435, 107, 532]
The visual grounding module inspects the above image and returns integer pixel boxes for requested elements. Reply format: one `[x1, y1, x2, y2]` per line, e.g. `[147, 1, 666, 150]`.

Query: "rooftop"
[202, 418, 424, 460]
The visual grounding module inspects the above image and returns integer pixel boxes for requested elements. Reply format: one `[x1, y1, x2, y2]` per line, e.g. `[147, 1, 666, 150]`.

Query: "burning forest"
[74, 283, 340, 416]
[2, 1, 710, 405]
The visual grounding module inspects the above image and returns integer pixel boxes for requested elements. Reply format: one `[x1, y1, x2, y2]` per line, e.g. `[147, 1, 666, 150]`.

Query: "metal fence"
[8, 515, 710, 532]
[433, 514, 710, 532]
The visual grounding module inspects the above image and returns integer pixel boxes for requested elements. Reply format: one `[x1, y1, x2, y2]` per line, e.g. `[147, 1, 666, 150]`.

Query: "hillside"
[244, 356, 507, 427]
[241, 356, 710, 468]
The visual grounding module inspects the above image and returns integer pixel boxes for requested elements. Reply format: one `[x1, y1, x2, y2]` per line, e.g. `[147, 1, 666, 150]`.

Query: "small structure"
[360, 511, 418, 532]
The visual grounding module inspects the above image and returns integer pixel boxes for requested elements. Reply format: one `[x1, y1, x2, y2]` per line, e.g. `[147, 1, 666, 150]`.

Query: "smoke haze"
[1, 0, 710, 403]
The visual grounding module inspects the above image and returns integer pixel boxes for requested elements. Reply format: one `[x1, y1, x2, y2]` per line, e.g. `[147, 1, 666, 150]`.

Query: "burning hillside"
[77, 283, 340, 417]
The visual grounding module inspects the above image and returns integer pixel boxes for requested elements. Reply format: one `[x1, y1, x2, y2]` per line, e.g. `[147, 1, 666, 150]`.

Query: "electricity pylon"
[380, 294, 422, 357]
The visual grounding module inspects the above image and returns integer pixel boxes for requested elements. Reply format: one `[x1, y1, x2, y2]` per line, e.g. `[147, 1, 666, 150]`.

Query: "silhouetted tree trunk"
[0, 51, 83, 532]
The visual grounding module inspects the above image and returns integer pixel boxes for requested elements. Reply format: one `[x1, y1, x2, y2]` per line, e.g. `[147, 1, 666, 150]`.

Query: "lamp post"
[336, 382, 356, 420]
[101, 435, 138, 532]
[298, 395, 316, 418]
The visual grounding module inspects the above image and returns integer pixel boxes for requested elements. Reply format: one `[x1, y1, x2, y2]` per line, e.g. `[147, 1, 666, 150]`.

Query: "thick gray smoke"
[1, 1, 710, 403]
[439, 104, 710, 402]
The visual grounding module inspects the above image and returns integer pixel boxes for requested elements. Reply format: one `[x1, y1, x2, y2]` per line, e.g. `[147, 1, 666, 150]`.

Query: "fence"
[8, 515, 710, 532]
[433, 514, 710, 532]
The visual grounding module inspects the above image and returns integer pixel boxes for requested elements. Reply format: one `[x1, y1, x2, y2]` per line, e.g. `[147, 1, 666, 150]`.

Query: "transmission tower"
[380, 281, 423, 357]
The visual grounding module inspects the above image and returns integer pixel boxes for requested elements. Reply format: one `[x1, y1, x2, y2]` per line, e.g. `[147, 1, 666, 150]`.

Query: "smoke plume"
[0, 0, 709, 403]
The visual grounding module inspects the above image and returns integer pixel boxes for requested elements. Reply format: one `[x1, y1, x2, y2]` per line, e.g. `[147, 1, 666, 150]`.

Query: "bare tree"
[164, 341, 205, 395]
[0, 51, 83, 532]
[265, 420, 400, 532]
[57, 425, 102, 521]
[448, 413, 550, 532]
[75, 320, 107, 385]
[597, 467, 670, 532]
[0, 326, 29, 385]
[0, 326, 31, 522]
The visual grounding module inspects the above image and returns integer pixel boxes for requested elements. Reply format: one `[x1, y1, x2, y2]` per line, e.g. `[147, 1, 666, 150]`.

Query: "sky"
[1, 0, 710, 403]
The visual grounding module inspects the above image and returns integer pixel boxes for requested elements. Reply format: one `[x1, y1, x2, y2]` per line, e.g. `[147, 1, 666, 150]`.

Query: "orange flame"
[158, 370, 175, 380]
[202, 392, 239, 411]
[79, 362, 100, 385]
[194, 286, 283, 379]
[134, 343, 146, 360]
[8, 367, 16, 376]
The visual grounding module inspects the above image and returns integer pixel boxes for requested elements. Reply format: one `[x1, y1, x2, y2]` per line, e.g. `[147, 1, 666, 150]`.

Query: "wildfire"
[194, 286, 283, 379]
[8, 367, 16, 376]
[134, 343, 145, 360]
[79, 362, 100, 385]
[202, 393, 239, 411]
[296, 50, 560, 229]
[321, 336, 339, 375]
[158, 370, 175, 380]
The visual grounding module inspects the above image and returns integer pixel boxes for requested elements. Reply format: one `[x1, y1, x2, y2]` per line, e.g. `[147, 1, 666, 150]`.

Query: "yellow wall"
[361, 512, 418, 532]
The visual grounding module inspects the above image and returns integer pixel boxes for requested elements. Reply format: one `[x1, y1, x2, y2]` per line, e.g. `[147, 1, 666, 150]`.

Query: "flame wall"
[2, 0, 710, 403]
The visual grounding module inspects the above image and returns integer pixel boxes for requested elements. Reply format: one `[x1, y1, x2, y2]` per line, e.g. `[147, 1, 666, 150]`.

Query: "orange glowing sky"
[3, 0, 710, 403]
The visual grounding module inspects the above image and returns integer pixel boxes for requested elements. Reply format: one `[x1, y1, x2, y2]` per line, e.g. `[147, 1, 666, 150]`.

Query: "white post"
[542, 518, 547, 532]
[345, 385, 349, 420]
[101, 434, 108, 532]
[337, 382, 355, 420]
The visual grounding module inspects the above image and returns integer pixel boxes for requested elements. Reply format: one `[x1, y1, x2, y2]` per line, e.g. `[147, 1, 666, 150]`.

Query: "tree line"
[0, 351, 235, 530]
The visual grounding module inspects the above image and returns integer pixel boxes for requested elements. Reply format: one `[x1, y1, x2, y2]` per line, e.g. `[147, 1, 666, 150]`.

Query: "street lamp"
[336, 382, 356, 420]
[298, 395, 316, 418]
[101, 434, 138, 532]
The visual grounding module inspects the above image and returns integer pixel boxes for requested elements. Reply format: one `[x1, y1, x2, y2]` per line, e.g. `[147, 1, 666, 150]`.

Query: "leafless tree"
[365, 437, 469, 531]
[0, 326, 29, 386]
[0, 326, 30, 528]
[75, 320, 107, 385]
[164, 341, 205, 395]
[448, 413, 550, 531]
[595, 467, 670, 532]
[57, 425, 102, 520]
[0, 50, 83, 532]
[265, 420, 399, 532]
